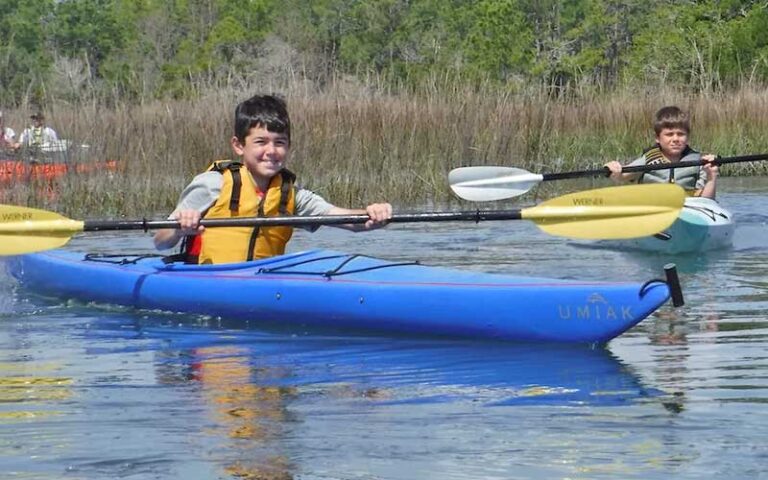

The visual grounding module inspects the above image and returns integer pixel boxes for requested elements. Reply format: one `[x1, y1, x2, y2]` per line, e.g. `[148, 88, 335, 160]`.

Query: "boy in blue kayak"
[604, 105, 718, 199]
[154, 94, 392, 264]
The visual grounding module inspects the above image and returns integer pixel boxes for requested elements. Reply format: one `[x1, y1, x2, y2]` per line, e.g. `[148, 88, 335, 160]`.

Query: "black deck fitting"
[663, 263, 685, 307]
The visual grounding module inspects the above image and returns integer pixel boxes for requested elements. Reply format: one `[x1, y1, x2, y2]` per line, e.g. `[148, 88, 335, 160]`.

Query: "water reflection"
[0, 362, 72, 419]
[111, 316, 665, 405]
[10, 307, 662, 478]
[155, 346, 296, 480]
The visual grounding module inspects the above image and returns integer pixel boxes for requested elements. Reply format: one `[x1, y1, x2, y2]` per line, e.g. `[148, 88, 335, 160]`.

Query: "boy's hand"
[154, 209, 203, 251]
[364, 203, 392, 229]
[172, 209, 205, 235]
[604, 161, 624, 181]
[702, 154, 719, 180]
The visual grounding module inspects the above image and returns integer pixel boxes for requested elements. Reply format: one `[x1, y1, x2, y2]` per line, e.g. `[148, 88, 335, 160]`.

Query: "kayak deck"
[596, 197, 734, 254]
[7, 249, 677, 343]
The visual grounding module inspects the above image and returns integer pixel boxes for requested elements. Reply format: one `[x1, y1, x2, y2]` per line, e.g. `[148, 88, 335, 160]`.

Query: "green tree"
[0, 0, 55, 105]
[158, 0, 274, 97]
[461, 0, 534, 82]
[626, 1, 768, 91]
[560, 0, 649, 89]
[719, 2, 768, 85]
[52, 0, 126, 83]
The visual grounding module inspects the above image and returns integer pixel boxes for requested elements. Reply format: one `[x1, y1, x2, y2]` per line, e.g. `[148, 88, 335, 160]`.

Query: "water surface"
[1, 177, 767, 479]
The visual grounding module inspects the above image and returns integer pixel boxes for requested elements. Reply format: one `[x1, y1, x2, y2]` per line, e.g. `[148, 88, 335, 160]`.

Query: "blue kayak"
[7, 249, 676, 343]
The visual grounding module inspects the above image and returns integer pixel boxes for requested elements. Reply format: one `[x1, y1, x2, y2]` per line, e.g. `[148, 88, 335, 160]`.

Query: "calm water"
[1, 177, 767, 479]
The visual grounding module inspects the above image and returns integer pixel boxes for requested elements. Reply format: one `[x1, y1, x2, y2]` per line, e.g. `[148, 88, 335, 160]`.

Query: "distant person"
[605, 106, 718, 199]
[18, 111, 58, 150]
[0, 111, 19, 151]
[153, 93, 392, 264]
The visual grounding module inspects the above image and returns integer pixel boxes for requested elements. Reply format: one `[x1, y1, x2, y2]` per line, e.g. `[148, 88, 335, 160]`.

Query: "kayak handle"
[664, 263, 685, 307]
[638, 263, 684, 308]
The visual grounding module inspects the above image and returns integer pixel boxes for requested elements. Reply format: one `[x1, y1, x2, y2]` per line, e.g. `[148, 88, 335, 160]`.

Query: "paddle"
[450, 153, 768, 201]
[0, 184, 684, 256]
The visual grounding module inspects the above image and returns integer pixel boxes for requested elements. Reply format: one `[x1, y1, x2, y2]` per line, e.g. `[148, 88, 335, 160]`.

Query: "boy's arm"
[153, 209, 203, 249]
[326, 203, 392, 231]
[696, 154, 718, 199]
[153, 172, 221, 250]
[295, 187, 392, 232]
[605, 155, 645, 183]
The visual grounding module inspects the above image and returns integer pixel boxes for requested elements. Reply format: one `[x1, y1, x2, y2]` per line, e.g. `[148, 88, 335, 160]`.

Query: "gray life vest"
[638, 145, 703, 192]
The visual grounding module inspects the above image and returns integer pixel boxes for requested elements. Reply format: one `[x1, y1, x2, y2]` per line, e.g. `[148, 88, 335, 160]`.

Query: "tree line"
[2, 0, 767, 106]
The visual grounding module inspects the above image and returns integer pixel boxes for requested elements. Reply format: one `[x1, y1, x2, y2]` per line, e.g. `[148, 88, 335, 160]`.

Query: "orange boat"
[1, 140, 119, 184]
[0, 158, 119, 183]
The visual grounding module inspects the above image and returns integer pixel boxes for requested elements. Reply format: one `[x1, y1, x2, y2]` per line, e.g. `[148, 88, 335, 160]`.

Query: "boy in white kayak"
[604, 105, 719, 199]
[154, 94, 392, 264]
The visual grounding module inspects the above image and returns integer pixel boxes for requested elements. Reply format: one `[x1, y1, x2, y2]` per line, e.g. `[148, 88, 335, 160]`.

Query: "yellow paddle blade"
[0, 204, 84, 255]
[522, 184, 685, 239]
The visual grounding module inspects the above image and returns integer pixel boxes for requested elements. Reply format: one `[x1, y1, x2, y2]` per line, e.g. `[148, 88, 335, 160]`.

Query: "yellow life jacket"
[194, 160, 295, 264]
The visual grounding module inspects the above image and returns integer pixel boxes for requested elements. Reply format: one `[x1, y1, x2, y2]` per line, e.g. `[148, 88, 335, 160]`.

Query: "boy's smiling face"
[655, 127, 688, 161]
[231, 124, 290, 185]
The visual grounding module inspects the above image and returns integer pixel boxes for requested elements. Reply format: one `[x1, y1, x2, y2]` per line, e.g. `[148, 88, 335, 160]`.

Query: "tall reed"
[3, 83, 767, 217]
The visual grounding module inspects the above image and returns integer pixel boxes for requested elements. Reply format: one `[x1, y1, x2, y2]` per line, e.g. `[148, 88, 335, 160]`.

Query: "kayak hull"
[599, 197, 734, 254]
[6, 249, 672, 343]
[0, 159, 119, 184]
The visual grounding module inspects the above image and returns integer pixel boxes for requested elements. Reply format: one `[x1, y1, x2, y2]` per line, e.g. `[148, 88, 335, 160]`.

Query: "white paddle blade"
[449, 166, 543, 201]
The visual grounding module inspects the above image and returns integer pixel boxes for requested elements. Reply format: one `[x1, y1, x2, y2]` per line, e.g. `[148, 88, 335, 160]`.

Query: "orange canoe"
[0, 158, 119, 184]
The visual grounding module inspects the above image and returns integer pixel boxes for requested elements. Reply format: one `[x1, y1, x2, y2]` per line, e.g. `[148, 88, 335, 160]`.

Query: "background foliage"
[2, 0, 768, 106]
[2, 0, 768, 216]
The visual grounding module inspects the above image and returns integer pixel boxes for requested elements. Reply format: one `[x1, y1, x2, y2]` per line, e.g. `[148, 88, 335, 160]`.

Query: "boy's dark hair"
[653, 106, 690, 135]
[234, 94, 291, 143]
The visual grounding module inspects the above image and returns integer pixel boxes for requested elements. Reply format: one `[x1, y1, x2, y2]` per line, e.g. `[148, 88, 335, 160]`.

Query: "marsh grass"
[3, 83, 768, 217]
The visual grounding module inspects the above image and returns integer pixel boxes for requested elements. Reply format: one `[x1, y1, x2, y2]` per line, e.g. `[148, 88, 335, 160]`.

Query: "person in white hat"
[18, 111, 58, 149]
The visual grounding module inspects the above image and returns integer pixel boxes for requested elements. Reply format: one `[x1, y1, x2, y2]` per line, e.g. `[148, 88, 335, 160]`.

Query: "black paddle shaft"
[541, 153, 768, 181]
[82, 210, 525, 232]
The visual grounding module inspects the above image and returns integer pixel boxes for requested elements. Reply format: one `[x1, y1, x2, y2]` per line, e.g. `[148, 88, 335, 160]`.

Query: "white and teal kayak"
[448, 165, 737, 255]
[599, 197, 735, 254]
